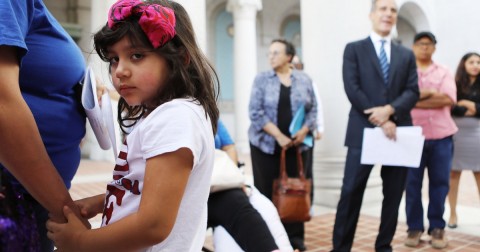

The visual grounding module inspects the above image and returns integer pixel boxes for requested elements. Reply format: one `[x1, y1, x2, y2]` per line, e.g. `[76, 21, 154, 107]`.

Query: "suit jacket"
[343, 37, 419, 148]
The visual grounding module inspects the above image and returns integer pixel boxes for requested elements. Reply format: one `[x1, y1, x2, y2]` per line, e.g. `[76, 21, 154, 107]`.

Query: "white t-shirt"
[101, 98, 215, 252]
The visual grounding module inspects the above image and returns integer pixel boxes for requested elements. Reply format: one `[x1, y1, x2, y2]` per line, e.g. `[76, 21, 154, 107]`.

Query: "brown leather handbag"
[272, 147, 312, 223]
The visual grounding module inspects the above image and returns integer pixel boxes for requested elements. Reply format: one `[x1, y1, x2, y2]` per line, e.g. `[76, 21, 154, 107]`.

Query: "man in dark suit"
[331, 0, 419, 251]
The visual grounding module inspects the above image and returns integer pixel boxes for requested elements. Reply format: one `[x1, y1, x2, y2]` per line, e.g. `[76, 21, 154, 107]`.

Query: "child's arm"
[47, 148, 193, 252]
[75, 194, 106, 219]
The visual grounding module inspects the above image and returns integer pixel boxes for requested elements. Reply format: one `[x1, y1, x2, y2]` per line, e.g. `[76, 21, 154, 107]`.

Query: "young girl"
[46, 0, 219, 251]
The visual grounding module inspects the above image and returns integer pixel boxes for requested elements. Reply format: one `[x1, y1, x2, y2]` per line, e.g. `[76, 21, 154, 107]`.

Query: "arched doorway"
[214, 9, 235, 105]
[397, 2, 430, 48]
[281, 16, 302, 59]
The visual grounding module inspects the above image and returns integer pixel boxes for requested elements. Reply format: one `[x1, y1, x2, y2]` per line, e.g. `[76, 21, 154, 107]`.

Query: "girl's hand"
[75, 195, 105, 219]
[95, 75, 107, 100]
[47, 206, 88, 251]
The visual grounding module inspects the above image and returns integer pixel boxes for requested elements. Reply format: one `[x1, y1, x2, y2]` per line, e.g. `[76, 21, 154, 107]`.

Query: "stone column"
[300, 0, 382, 208]
[226, 0, 262, 153]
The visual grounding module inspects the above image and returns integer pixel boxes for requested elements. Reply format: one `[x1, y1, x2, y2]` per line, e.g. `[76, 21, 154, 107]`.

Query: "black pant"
[331, 147, 407, 252]
[208, 188, 278, 252]
[250, 144, 314, 247]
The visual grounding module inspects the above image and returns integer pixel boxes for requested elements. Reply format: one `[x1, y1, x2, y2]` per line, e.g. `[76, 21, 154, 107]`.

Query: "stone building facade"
[45, 0, 480, 207]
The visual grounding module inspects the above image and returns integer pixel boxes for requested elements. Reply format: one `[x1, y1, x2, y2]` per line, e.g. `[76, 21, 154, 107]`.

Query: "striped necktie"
[379, 40, 389, 85]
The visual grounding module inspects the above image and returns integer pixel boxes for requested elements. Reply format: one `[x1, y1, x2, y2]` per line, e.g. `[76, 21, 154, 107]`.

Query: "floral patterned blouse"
[248, 69, 317, 154]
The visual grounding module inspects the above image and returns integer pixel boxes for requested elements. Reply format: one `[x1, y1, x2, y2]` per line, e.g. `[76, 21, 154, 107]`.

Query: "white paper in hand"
[360, 126, 424, 168]
[81, 66, 118, 159]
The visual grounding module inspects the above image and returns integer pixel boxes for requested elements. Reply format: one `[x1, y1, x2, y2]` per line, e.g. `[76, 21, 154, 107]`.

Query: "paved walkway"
[70, 156, 480, 251]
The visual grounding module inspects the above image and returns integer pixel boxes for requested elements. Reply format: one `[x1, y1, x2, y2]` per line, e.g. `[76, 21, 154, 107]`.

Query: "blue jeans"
[405, 136, 453, 233]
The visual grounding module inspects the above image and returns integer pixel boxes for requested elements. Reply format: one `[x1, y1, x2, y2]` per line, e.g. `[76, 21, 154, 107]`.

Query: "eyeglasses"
[414, 42, 434, 47]
[267, 50, 285, 57]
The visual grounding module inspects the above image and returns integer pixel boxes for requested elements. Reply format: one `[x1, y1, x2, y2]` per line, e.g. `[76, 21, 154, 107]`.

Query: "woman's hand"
[457, 99, 476, 116]
[47, 206, 89, 252]
[292, 126, 309, 146]
[275, 133, 293, 149]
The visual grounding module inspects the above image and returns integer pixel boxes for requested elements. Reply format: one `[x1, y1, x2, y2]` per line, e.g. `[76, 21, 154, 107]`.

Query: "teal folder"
[289, 104, 313, 147]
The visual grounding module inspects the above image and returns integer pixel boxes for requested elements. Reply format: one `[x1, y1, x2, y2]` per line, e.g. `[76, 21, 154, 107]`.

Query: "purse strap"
[279, 147, 306, 182]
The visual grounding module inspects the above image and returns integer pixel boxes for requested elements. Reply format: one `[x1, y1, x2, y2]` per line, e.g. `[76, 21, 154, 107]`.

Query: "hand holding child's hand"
[47, 206, 88, 251]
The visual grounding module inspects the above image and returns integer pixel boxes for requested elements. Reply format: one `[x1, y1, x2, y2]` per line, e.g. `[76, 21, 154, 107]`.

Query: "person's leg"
[208, 189, 278, 252]
[405, 141, 428, 232]
[447, 171, 461, 227]
[332, 148, 373, 252]
[302, 146, 315, 202]
[474, 172, 480, 199]
[212, 226, 245, 252]
[425, 137, 453, 249]
[282, 147, 312, 251]
[250, 143, 279, 200]
[375, 165, 408, 252]
[248, 186, 294, 251]
[426, 137, 453, 232]
[283, 222, 305, 251]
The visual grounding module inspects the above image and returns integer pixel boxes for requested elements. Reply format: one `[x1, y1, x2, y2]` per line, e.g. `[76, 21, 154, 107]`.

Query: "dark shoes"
[404, 230, 422, 247]
[430, 228, 448, 249]
[290, 238, 307, 251]
[405, 229, 448, 249]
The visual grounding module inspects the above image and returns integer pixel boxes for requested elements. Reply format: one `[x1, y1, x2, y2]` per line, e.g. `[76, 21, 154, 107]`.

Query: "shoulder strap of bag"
[280, 148, 288, 182]
[295, 147, 306, 181]
[280, 147, 307, 182]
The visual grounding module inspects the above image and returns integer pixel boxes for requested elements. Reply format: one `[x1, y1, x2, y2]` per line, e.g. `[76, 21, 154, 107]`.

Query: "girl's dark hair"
[94, 0, 219, 134]
[455, 52, 480, 95]
[271, 38, 296, 63]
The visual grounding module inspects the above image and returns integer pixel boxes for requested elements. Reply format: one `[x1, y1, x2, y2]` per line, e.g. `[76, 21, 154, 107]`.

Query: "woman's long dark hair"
[94, 0, 219, 134]
[455, 52, 480, 95]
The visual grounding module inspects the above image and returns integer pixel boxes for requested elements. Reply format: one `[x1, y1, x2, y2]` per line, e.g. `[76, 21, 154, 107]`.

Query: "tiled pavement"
[301, 214, 480, 252]
[70, 158, 480, 251]
[201, 213, 480, 252]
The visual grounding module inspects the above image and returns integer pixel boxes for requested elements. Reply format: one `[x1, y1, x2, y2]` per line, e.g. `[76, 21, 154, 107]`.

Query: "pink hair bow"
[108, 0, 176, 48]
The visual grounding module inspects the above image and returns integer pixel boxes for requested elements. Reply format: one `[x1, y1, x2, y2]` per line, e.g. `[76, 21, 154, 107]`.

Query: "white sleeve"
[138, 101, 205, 168]
[312, 81, 324, 133]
